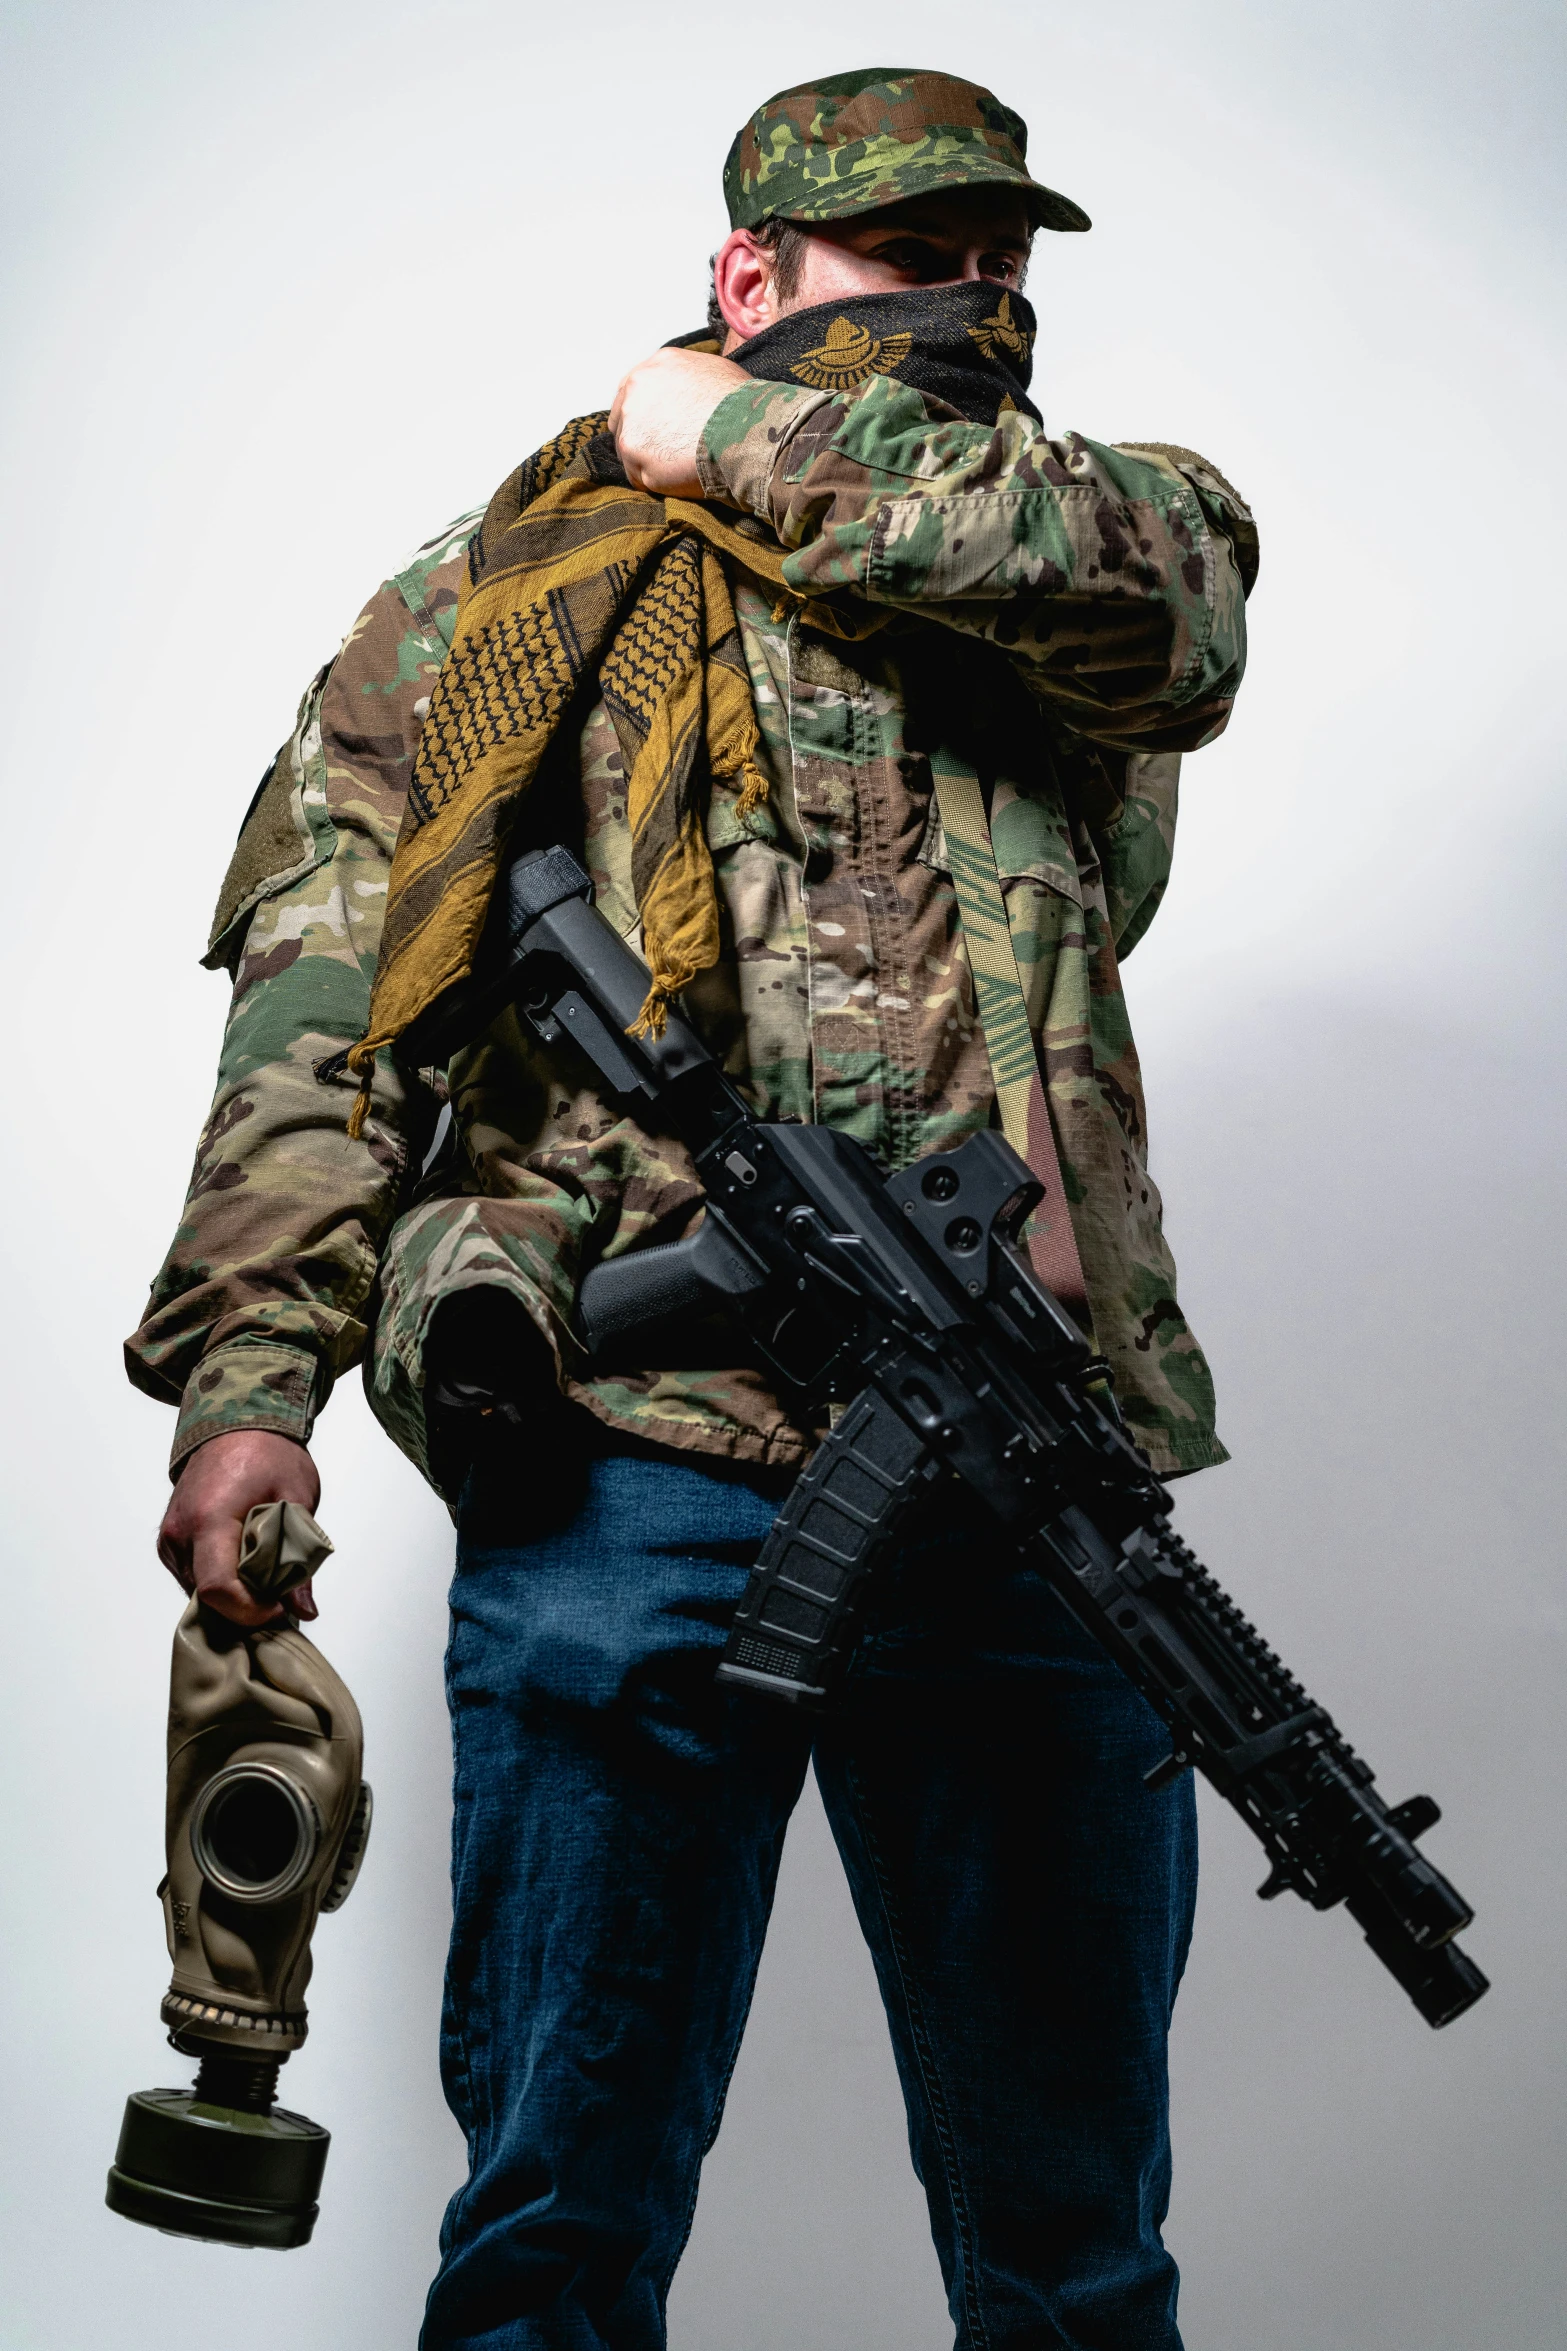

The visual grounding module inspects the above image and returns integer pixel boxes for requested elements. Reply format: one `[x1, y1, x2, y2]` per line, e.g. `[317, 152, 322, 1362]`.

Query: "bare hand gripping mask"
[107, 1504, 371, 2251]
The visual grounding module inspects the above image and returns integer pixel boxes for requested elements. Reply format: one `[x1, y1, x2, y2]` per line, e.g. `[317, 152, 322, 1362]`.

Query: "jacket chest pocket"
[920, 773, 1084, 901]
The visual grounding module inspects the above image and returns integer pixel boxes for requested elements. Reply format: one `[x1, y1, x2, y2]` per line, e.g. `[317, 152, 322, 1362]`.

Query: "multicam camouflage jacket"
[126, 369, 1258, 1488]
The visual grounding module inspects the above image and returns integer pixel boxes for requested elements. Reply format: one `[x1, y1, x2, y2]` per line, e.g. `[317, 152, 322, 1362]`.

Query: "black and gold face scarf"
[731, 280, 1041, 426]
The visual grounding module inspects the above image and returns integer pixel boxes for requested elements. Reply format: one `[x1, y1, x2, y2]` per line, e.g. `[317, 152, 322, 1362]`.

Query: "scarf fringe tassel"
[344, 1035, 387, 1141]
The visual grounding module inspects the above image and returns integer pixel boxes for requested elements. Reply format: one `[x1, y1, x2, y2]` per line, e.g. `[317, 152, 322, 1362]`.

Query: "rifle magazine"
[718, 1386, 937, 1707]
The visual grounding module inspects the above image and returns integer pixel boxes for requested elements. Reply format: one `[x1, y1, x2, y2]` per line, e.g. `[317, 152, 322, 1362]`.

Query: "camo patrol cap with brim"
[723, 67, 1090, 236]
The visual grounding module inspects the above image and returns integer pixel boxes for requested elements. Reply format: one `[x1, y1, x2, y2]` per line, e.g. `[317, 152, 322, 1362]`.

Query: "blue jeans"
[424, 1437, 1197, 2351]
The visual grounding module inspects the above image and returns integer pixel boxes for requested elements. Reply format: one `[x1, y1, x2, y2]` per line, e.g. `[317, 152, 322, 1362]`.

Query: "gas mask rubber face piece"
[160, 1582, 370, 2051]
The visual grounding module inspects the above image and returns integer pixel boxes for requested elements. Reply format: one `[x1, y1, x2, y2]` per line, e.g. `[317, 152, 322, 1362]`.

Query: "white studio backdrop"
[1, 3, 1562, 2345]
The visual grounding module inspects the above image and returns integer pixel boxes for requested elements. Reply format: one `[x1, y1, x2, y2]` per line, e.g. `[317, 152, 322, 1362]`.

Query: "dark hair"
[707, 217, 813, 339]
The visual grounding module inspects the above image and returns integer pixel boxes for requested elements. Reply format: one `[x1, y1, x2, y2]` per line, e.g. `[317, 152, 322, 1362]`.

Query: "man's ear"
[713, 229, 778, 348]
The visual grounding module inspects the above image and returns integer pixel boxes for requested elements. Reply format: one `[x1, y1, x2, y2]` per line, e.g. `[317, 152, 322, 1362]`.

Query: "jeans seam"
[843, 1754, 993, 2351]
[652, 1817, 791, 2306]
[653, 1995, 748, 2306]
[440, 1616, 483, 2212]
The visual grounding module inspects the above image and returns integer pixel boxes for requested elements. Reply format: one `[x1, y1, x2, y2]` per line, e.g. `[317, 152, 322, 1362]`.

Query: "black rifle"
[407, 844, 1489, 2028]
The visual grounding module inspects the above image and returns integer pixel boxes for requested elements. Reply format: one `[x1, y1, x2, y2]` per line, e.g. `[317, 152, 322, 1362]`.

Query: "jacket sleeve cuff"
[170, 1340, 322, 1476]
[696, 380, 830, 517]
[362, 1193, 582, 1491]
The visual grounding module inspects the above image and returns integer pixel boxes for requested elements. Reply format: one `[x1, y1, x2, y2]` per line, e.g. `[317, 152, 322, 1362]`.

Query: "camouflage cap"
[723, 67, 1090, 237]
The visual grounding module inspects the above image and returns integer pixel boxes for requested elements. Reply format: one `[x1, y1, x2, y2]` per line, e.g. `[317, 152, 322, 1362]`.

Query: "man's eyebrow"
[864, 211, 1030, 247]
[862, 217, 945, 240]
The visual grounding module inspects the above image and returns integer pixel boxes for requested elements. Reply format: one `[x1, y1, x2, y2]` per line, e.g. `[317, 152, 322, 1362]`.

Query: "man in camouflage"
[135, 67, 1257, 2350]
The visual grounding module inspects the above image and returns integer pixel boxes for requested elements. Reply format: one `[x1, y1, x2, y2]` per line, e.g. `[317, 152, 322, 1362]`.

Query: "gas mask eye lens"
[189, 1765, 321, 1904]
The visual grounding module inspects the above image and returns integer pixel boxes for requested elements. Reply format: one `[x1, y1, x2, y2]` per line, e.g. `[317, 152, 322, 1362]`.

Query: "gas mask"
[106, 1503, 371, 2249]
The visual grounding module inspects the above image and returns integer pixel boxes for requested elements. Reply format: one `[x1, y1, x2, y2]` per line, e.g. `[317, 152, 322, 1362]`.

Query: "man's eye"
[875, 241, 942, 276]
[981, 255, 1018, 282]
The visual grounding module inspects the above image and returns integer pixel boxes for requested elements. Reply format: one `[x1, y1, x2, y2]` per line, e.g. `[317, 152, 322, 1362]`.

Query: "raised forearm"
[699, 374, 1254, 752]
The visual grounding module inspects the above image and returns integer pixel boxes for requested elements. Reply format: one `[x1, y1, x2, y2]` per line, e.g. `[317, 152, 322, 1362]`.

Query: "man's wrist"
[696, 380, 831, 519]
[171, 1340, 322, 1476]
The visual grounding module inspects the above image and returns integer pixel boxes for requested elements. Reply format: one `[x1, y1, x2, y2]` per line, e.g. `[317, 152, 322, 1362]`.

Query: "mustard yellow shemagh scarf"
[344, 409, 799, 1132]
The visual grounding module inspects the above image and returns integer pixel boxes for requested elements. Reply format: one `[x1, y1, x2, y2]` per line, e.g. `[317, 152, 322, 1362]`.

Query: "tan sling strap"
[932, 763, 1095, 1334]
